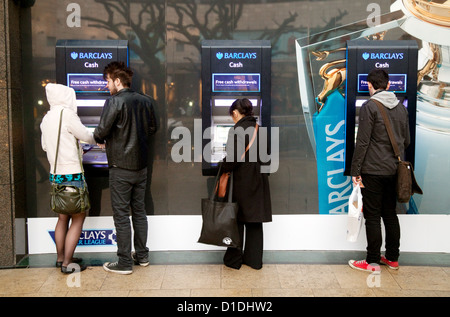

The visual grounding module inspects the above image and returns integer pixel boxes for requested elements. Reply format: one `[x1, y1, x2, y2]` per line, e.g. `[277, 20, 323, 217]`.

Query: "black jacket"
[221, 116, 272, 223]
[94, 88, 157, 170]
[351, 91, 410, 176]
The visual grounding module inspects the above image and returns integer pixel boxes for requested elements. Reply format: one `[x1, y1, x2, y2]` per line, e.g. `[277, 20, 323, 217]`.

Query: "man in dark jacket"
[349, 69, 410, 272]
[94, 61, 157, 274]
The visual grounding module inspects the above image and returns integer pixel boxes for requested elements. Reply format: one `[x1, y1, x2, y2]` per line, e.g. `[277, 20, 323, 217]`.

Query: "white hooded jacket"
[40, 83, 95, 175]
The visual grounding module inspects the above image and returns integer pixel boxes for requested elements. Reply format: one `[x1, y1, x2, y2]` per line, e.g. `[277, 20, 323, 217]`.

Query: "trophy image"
[295, 0, 450, 214]
[398, 0, 450, 214]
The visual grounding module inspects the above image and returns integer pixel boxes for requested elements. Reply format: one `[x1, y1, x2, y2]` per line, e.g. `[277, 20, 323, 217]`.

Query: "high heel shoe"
[61, 263, 87, 274]
[56, 257, 82, 268]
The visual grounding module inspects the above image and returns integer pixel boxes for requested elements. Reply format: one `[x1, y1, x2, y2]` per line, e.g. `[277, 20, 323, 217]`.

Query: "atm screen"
[215, 125, 232, 145]
[212, 73, 260, 92]
[353, 97, 408, 144]
[213, 98, 259, 107]
[76, 99, 106, 107]
[357, 74, 407, 93]
[67, 73, 108, 94]
[211, 124, 233, 163]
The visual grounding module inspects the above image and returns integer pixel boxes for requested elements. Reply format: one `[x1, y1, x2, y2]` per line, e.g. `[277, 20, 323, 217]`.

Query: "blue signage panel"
[314, 90, 352, 214]
[212, 73, 260, 92]
[48, 229, 117, 246]
[67, 73, 108, 93]
[357, 74, 407, 93]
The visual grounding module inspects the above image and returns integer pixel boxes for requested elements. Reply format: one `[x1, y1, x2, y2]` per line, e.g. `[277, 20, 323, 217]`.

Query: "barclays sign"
[216, 51, 257, 60]
[71, 51, 113, 60]
[48, 229, 117, 246]
[362, 52, 404, 60]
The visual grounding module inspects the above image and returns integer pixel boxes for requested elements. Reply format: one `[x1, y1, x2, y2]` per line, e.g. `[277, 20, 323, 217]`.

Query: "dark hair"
[103, 61, 133, 87]
[229, 98, 254, 116]
[367, 69, 389, 90]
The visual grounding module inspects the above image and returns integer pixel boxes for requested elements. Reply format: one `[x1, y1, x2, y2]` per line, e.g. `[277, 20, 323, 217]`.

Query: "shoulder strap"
[76, 137, 85, 175]
[52, 109, 64, 177]
[228, 172, 233, 203]
[373, 99, 401, 161]
[52, 109, 85, 180]
[240, 123, 259, 161]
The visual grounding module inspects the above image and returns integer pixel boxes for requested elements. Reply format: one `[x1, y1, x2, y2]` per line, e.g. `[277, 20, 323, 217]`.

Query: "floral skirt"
[49, 173, 84, 187]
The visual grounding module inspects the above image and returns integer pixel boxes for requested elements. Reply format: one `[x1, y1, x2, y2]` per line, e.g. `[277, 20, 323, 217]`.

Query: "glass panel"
[26, 0, 447, 217]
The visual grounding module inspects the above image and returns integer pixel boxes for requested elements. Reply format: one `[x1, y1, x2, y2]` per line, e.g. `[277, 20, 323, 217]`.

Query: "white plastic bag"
[346, 184, 363, 242]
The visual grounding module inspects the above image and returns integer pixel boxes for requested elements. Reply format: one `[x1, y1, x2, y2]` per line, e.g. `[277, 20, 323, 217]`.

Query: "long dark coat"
[221, 116, 272, 223]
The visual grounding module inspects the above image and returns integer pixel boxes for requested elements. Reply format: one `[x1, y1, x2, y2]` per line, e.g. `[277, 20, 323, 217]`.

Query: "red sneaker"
[380, 255, 399, 270]
[348, 259, 381, 273]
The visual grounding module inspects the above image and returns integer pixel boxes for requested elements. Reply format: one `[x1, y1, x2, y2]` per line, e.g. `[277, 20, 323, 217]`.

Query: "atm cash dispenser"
[344, 39, 418, 175]
[56, 39, 129, 215]
[201, 40, 271, 176]
[56, 39, 128, 166]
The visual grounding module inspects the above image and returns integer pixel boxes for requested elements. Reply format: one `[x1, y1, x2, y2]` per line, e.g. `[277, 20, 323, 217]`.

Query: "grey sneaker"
[103, 261, 133, 275]
[131, 252, 149, 267]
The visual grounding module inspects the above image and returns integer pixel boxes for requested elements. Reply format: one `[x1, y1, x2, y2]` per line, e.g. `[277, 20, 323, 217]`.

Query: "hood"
[45, 83, 77, 113]
[371, 90, 399, 109]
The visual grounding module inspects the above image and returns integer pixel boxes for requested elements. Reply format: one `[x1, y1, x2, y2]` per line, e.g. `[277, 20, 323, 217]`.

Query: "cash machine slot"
[76, 99, 108, 165]
[344, 39, 418, 175]
[201, 40, 271, 176]
[56, 39, 129, 168]
[210, 96, 261, 164]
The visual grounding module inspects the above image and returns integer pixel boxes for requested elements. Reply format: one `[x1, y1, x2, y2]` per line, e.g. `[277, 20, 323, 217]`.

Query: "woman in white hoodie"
[41, 83, 95, 273]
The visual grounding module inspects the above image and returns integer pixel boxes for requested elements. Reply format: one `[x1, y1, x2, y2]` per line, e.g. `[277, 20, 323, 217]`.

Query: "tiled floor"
[1, 251, 449, 297]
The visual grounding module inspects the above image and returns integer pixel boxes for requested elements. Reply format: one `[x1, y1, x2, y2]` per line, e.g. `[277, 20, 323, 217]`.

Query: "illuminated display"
[56, 40, 128, 97]
[357, 74, 407, 93]
[212, 73, 260, 92]
[67, 73, 108, 93]
[213, 98, 258, 107]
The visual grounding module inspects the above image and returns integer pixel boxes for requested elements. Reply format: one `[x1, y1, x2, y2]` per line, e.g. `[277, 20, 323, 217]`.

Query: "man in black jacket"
[349, 69, 410, 273]
[94, 61, 157, 274]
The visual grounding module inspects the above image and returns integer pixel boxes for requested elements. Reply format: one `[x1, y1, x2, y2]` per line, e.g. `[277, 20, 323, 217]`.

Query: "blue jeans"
[61, 180, 84, 188]
[109, 167, 149, 268]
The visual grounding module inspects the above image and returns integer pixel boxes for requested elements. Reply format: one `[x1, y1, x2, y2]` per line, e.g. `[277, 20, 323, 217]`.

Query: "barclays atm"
[344, 39, 418, 175]
[56, 39, 128, 167]
[201, 40, 271, 176]
[55, 39, 129, 215]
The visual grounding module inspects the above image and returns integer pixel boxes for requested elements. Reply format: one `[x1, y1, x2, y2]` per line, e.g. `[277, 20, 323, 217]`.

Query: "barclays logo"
[216, 51, 257, 60]
[362, 52, 404, 60]
[48, 229, 117, 246]
[70, 51, 113, 60]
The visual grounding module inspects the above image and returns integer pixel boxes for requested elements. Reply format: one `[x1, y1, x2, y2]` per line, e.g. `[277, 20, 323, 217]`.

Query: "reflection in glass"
[397, 0, 450, 214]
[296, 0, 450, 214]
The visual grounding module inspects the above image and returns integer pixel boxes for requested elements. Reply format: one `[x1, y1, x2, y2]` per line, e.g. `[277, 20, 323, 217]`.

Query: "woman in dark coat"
[221, 98, 272, 270]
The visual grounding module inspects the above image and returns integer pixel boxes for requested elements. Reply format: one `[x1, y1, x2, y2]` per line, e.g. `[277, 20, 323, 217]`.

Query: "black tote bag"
[198, 166, 240, 248]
